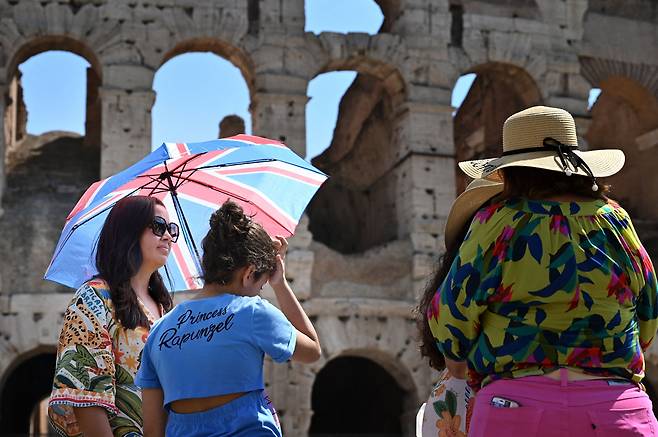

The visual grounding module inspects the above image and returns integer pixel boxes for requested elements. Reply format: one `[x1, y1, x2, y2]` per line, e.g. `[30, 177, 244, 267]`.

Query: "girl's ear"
[242, 265, 257, 287]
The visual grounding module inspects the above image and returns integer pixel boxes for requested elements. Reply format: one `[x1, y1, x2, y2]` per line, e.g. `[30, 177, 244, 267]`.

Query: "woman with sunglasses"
[136, 200, 322, 437]
[48, 195, 178, 437]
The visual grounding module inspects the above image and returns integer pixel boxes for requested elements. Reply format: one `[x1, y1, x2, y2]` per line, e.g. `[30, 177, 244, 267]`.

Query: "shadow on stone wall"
[1, 133, 99, 294]
[308, 73, 398, 254]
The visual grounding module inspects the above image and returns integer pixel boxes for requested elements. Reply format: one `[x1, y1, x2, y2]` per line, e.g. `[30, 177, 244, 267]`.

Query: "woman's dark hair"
[95, 195, 173, 329]
[500, 166, 610, 200]
[201, 201, 277, 285]
[415, 219, 473, 371]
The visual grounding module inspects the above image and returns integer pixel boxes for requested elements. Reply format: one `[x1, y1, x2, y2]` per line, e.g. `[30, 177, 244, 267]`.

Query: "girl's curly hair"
[201, 201, 277, 285]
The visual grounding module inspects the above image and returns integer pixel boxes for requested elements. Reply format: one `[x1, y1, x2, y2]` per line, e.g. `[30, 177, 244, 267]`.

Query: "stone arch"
[4, 36, 102, 151]
[262, 310, 428, 436]
[7, 36, 102, 84]
[306, 56, 406, 254]
[309, 355, 405, 436]
[308, 312, 418, 435]
[309, 312, 424, 402]
[158, 38, 255, 99]
[315, 34, 406, 101]
[150, 39, 254, 147]
[580, 57, 658, 99]
[583, 73, 658, 220]
[453, 62, 543, 192]
[0, 347, 57, 434]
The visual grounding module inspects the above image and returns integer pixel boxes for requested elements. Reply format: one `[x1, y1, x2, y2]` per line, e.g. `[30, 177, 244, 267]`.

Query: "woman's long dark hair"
[95, 196, 173, 329]
[415, 220, 472, 371]
[500, 166, 610, 200]
[201, 201, 277, 286]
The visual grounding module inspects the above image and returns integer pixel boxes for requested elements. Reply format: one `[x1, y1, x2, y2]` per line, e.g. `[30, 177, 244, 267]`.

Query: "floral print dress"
[421, 368, 473, 437]
[428, 198, 658, 392]
[48, 279, 159, 437]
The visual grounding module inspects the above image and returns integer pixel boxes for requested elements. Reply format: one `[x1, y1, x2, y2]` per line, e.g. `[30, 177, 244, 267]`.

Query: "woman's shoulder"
[72, 278, 113, 313]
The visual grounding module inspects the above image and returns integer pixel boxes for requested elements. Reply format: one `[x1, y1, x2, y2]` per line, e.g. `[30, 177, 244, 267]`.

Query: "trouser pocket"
[469, 395, 544, 437]
[588, 407, 656, 436]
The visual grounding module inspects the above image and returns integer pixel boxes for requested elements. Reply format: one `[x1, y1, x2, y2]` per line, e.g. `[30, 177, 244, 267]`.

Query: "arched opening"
[4, 41, 102, 181]
[451, 73, 476, 115]
[152, 52, 251, 148]
[306, 67, 404, 254]
[585, 76, 658, 222]
[0, 41, 103, 292]
[305, 0, 386, 34]
[452, 63, 543, 192]
[309, 356, 405, 436]
[588, 88, 601, 110]
[5, 38, 102, 154]
[306, 71, 357, 160]
[0, 352, 57, 434]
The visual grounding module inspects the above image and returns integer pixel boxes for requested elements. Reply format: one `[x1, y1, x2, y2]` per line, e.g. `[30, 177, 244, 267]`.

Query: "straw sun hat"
[445, 178, 503, 250]
[458, 106, 625, 191]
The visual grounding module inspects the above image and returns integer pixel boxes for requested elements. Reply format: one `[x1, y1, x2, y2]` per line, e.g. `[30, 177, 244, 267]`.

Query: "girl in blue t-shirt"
[136, 201, 322, 436]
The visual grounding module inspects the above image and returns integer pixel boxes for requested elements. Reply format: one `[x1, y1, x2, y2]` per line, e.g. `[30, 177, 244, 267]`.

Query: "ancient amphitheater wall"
[0, 1, 657, 435]
[264, 311, 426, 436]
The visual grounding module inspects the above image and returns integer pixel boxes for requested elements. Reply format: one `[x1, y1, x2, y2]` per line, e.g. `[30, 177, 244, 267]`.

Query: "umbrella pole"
[170, 189, 203, 272]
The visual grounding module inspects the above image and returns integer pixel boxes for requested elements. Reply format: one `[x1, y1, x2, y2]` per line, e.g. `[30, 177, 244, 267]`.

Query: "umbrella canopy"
[45, 134, 327, 291]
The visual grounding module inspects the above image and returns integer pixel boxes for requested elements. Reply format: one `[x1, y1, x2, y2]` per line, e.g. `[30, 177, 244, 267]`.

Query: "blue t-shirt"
[135, 293, 296, 407]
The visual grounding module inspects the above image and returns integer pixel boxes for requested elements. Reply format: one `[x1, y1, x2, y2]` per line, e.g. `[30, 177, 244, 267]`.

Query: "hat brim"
[458, 149, 625, 180]
[445, 181, 503, 249]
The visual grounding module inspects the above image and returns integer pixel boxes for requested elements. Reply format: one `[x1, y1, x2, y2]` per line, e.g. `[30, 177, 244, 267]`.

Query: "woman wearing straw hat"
[427, 106, 658, 436]
[416, 179, 503, 437]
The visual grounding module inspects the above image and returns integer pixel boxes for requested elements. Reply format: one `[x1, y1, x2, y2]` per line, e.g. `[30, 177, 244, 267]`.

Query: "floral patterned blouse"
[421, 369, 473, 437]
[428, 198, 658, 391]
[48, 279, 160, 437]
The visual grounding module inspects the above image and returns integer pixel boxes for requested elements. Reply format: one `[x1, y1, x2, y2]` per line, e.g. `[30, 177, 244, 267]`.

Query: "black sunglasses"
[150, 216, 179, 243]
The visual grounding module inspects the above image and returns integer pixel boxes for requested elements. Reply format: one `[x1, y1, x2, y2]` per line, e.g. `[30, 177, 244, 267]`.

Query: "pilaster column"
[99, 64, 155, 178]
[251, 73, 309, 158]
[393, 94, 456, 296]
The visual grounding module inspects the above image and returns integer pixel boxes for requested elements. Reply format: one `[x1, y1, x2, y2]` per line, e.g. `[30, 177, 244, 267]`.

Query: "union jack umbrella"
[44, 134, 327, 291]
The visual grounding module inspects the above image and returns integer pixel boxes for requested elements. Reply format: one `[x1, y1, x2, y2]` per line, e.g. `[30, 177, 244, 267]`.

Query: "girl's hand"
[269, 236, 288, 287]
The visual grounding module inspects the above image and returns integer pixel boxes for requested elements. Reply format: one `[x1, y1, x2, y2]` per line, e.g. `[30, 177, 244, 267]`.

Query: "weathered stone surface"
[1, 1, 658, 435]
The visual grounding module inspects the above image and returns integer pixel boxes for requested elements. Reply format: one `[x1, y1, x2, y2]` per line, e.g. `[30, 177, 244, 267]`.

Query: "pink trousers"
[469, 370, 658, 437]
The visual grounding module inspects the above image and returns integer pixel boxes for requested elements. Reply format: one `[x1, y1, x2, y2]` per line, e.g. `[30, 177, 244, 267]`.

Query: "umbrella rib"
[171, 190, 203, 275]
[161, 162, 203, 280]
[70, 186, 145, 230]
[193, 158, 326, 176]
[145, 176, 170, 196]
[49, 185, 146, 268]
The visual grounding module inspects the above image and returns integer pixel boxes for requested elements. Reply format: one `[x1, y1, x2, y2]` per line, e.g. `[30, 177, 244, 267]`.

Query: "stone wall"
[0, 0, 657, 435]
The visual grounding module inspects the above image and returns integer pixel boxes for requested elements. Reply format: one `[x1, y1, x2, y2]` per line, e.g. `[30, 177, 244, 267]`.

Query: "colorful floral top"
[428, 198, 658, 391]
[420, 368, 473, 437]
[48, 279, 160, 437]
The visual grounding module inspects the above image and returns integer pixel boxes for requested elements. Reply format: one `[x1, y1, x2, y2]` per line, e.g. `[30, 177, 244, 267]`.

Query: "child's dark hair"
[201, 201, 277, 285]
